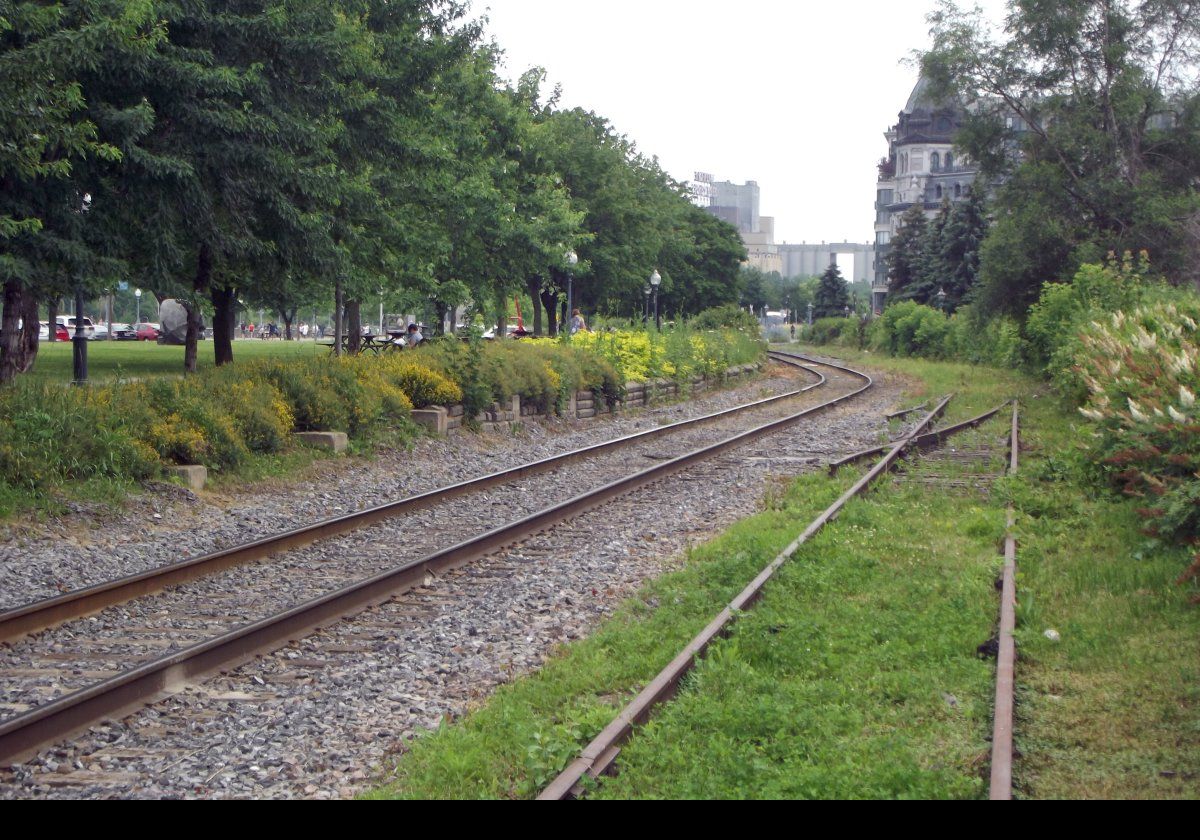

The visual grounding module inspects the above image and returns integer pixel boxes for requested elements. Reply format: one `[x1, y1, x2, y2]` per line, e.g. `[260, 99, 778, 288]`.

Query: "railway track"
[0, 353, 877, 777]
[539, 381, 1020, 800]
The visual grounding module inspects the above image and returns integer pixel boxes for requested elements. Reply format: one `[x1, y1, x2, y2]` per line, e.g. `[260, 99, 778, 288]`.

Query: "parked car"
[56, 315, 95, 339]
[112, 323, 138, 341]
[38, 322, 70, 341]
[134, 322, 161, 341]
[89, 323, 110, 341]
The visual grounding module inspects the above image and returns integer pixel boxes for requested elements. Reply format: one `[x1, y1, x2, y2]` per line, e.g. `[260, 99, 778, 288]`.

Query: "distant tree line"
[0, 0, 747, 382]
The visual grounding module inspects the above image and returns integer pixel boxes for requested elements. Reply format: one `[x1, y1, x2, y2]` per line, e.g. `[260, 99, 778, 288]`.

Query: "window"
[944, 152, 953, 170]
[935, 185, 943, 199]
[930, 152, 940, 171]
[954, 183, 962, 198]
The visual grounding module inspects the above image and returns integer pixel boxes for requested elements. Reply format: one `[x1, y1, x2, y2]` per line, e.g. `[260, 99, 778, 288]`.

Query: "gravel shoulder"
[0, 356, 910, 799]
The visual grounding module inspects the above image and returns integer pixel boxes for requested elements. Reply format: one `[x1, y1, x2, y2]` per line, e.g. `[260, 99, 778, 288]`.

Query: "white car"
[90, 323, 110, 341]
[56, 315, 95, 339]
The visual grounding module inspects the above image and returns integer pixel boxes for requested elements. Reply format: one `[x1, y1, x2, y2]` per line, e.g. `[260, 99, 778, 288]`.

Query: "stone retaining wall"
[439, 361, 763, 434]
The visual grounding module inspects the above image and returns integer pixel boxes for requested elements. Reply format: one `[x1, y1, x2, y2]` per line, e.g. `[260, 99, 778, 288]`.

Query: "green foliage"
[690, 304, 760, 332]
[869, 301, 951, 358]
[812, 263, 849, 319]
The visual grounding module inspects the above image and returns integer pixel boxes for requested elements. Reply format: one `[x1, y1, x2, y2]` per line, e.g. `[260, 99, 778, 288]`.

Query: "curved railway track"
[0, 353, 875, 770]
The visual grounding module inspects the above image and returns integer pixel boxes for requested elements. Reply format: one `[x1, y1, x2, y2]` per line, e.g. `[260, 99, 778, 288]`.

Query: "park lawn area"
[368, 349, 1199, 799]
[25, 338, 323, 384]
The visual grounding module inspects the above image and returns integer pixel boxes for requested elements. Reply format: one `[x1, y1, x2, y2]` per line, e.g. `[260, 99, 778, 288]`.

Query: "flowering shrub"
[571, 327, 763, 385]
[1073, 302, 1200, 592]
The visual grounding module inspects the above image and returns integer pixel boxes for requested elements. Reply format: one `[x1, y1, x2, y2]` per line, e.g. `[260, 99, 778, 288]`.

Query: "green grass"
[26, 339, 323, 383]
[368, 347, 1199, 799]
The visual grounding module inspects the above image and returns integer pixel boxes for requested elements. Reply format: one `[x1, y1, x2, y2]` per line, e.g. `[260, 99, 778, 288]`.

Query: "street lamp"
[807, 302, 813, 326]
[643, 283, 651, 325]
[844, 305, 851, 319]
[72, 193, 92, 385]
[649, 269, 661, 330]
[135, 288, 142, 324]
[936, 287, 947, 311]
[565, 249, 578, 338]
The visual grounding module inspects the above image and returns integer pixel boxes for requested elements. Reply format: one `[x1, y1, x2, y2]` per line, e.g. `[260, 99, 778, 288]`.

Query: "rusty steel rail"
[0, 358, 825, 645]
[538, 391, 954, 800]
[828, 400, 1012, 475]
[0, 356, 870, 767]
[885, 401, 928, 421]
[989, 402, 1020, 800]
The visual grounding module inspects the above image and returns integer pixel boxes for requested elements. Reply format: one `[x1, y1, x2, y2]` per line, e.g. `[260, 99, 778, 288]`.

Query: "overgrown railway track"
[539, 360, 1020, 800]
[0, 353, 875, 774]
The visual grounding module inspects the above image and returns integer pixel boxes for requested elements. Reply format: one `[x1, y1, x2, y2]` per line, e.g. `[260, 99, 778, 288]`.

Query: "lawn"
[26, 338, 323, 383]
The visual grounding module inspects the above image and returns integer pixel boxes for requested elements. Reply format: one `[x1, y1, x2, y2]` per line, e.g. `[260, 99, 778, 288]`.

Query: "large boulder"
[158, 299, 203, 345]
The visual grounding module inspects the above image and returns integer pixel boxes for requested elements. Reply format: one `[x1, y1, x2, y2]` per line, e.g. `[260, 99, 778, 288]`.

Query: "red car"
[135, 323, 161, 341]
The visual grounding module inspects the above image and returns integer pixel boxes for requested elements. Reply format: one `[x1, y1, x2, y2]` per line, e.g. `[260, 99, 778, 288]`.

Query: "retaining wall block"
[169, 464, 207, 492]
[295, 431, 349, 453]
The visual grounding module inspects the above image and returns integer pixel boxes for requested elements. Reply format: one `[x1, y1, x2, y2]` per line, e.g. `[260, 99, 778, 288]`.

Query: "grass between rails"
[369, 347, 1199, 799]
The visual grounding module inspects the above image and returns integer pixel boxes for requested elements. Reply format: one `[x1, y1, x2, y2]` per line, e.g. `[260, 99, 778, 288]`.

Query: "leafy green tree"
[923, 0, 1200, 316]
[813, 262, 850, 318]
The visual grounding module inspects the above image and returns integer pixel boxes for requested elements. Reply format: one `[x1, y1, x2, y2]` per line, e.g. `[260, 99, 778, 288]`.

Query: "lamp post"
[807, 302, 813, 326]
[72, 193, 92, 385]
[844, 305, 851, 319]
[565, 249, 578, 338]
[936, 287, 947, 312]
[643, 283, 651, 325]
[650, 269, 661, 330]
[135, 288, 142, 324]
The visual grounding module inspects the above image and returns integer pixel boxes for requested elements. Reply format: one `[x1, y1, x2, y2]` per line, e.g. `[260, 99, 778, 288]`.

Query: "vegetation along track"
[540, 388, 1020, 800]
[0, 354, 873, 772]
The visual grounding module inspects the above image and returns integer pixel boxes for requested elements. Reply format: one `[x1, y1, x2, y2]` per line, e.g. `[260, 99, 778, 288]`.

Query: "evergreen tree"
[885, 204, 928, 303]
[939, 187, 988, 312]
[813, 262, 850, 318]
[914, 197, 952, 304]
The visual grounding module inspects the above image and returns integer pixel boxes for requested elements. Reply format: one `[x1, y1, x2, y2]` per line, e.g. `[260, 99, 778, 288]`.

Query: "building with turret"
[872, 78, 981, 312]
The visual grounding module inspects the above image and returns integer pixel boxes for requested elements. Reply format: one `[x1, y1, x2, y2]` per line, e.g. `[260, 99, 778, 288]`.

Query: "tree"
[923, 0, 1200, 316]
[885, 204, 928, 303]
[813, 262, 850, 318]
[938, 186, 988, 311]
[915, 197, 953, 304]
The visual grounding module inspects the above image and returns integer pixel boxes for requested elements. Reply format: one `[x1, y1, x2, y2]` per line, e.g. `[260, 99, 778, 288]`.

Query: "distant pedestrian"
[406, 323, 424, 347]
[569, 309, 587, 335]
[790, 323, 796, 340]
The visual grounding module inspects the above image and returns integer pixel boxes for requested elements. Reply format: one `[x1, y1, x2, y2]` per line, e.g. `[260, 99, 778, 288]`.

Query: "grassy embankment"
[369, 348, 1199, 799]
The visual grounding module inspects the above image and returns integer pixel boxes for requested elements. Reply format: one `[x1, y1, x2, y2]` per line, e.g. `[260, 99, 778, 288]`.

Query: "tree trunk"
[185, 245, 212, 373]
[18, 289, 39, 373]
[281, 309, 294, 340]
[495, 291, 507, 339]
[539, 288, 558, 336]
[0, 280, 23, 384]
[46, 300, 58, 342]
[527, 277, 543, 335]
[346, 299, 361, 355]
[333, 279, 343, 357]
[211, 284, 235, 366]
[434, 301, 448, 337]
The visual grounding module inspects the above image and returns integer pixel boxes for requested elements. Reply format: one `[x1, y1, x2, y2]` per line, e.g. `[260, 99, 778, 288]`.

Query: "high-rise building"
[700, 177, 781, 274]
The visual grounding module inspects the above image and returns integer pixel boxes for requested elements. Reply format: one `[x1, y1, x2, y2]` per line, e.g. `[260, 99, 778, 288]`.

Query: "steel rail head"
[0, 358, 823, 645]
[0, 358, 870, 768]
[828, 399, 1013, 475]
[538, 392, 952, 801]
[989, 400, 1020, 801]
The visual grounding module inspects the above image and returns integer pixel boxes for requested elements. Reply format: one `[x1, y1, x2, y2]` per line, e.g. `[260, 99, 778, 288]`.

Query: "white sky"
[474, 0, 1007, 245]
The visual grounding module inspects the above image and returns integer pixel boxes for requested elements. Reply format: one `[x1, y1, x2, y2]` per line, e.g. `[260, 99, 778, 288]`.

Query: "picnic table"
[318, 332, 406, 354]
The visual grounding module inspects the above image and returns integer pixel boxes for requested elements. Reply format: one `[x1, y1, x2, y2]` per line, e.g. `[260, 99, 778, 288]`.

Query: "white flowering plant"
[1074, 301, 1200, 594]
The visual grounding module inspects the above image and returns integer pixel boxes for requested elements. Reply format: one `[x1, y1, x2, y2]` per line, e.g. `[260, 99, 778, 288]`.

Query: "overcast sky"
[473, 0, 1007, 245]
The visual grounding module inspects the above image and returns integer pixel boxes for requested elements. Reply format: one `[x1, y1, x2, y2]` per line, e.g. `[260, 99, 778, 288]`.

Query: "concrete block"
[448, 404, 464, 417]
[576, 408, 595, 419]
[411, 407, 448, 435]
[295, 431, 349, 452]
[169, 464, 207, 491]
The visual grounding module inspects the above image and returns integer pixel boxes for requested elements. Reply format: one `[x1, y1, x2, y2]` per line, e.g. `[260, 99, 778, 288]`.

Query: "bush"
[1072, 301, 1200, 586]
[870, 301, 950, 358]
[690, 304, 761, 332]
